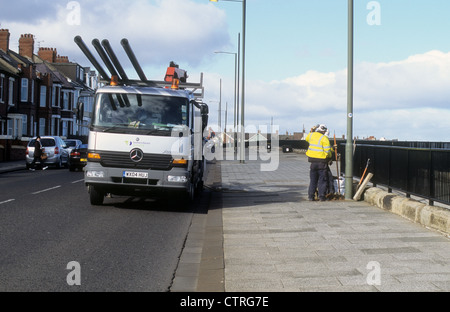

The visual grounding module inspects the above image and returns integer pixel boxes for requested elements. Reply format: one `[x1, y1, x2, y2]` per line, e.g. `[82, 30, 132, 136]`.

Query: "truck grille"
[99, 151, 173, 170]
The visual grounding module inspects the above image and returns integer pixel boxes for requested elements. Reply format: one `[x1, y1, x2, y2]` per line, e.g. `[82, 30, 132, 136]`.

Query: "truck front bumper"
[84, 163, 190, 196]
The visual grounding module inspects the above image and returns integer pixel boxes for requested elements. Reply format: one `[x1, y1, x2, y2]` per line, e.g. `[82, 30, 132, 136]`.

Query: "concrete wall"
[362, 187, 450, 236]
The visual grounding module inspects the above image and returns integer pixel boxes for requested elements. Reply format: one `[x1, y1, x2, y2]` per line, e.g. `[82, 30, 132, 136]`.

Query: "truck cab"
[74, 36, 209, 205]
[85, 85, 208, 205]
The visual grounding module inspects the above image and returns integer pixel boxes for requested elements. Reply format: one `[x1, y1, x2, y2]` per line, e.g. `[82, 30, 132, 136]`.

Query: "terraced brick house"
[0, 29, 96, 161]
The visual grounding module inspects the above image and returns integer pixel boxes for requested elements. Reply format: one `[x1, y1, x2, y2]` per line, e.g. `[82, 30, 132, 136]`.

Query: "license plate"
[123, 171, 148, 179]
[80, 158, 87, 162]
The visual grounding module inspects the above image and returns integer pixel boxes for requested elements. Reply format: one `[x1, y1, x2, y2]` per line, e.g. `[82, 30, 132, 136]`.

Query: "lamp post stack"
[210, 0, 246, 163]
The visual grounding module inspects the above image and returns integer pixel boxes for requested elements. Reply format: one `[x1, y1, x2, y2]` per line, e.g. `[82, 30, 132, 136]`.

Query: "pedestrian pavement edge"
[170, 160, 225, 292]
[0, 160, 25, 174]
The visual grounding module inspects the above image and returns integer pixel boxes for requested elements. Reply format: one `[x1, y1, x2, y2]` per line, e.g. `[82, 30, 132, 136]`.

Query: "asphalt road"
[0, 167, 197, 292]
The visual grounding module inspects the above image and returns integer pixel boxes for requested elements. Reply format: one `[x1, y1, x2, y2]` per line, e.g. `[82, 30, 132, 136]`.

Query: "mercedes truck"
[75, 36, 209, 205]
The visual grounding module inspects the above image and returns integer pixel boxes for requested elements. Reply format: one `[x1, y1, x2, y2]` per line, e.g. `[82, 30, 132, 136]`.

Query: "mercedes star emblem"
[130, 148, 144, 162]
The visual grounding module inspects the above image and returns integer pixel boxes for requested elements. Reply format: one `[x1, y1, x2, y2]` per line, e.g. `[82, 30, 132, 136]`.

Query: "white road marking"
[32, 185, 62, 195]
[0, 199, 15, 205]
[72, 179, 84, 184]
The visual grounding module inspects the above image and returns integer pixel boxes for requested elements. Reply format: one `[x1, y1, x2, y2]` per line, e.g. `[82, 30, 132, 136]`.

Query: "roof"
[35, 62, 73, 88]
[0, 49, 20, 75]
[7, 49, 33, 66]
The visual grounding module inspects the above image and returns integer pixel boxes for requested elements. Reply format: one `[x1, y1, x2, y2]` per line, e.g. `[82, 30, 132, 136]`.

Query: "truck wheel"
[89, 186, 104, 205]
[196, 180, 204, 195]
[187, 181, 195, 202]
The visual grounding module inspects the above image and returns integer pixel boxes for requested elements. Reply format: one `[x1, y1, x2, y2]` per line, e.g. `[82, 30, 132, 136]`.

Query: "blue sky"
[203, 0, 450, 76]
[2, 0, 450, 141]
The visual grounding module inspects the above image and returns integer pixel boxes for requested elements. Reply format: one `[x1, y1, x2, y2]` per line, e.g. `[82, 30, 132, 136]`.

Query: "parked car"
[64, 139, 82, 154]
[64, 139, 83, 167]
[68, 144, 88, 171]
[26, 136, 69, 169]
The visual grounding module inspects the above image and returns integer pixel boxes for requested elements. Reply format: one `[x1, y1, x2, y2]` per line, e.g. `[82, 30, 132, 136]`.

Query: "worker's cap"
[316, 124, 327, 133]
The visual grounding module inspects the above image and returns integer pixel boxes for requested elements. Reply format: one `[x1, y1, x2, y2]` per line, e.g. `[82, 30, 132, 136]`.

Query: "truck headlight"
[86, 170, 105, 178]
[168, 175, 188, 183]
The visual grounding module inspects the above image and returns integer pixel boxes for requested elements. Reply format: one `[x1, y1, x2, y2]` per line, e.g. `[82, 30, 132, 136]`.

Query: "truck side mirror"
[200, 103, 208, 131]
[200, 104, 208, 115]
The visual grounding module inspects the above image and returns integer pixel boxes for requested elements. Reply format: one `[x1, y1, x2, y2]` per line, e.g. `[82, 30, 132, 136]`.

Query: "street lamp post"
[240, 0, 246, 164]
[214, 51, 238, 132]
[214, 49, 238, 151]
[345, 0, 354, 200]
[219, 78, 222, 130]
[210, 0, 246, 163]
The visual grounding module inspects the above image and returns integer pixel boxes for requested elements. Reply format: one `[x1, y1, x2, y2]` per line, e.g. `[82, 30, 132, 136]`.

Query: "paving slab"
[219, 149, 450, 292]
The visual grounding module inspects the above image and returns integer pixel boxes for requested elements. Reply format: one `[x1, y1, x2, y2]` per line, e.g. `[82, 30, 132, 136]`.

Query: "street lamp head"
[214, 51, 237, 55]
[210, 0, 244, 3]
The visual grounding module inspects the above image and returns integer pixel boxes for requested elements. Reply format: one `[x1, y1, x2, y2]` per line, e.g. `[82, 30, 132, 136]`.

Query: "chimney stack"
[19, 33, 35, 59]
[56, 55, 69, 63]
[38, 47, 57, 63]
[0, 29, 10, 52]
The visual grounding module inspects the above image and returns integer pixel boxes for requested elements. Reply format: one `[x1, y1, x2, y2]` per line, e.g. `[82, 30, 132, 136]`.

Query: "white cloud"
[4, 0, 230, 71]
[234, 50, 450, 141]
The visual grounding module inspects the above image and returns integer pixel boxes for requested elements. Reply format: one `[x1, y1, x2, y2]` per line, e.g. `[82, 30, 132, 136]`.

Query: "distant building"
[279, 129, 306, 141]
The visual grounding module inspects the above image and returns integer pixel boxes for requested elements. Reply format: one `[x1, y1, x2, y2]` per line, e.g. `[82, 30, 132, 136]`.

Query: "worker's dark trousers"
[308, 162, 328, 201]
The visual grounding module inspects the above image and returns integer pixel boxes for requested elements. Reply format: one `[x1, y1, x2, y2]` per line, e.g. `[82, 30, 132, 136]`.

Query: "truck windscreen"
[92, 93, 189, 135]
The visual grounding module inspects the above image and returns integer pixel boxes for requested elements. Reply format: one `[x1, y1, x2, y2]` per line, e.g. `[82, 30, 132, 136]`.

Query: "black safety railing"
[339, 143, 450, 206]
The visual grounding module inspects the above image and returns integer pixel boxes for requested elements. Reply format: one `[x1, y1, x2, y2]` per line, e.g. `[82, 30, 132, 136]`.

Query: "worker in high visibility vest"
[305, 124, 333, 201]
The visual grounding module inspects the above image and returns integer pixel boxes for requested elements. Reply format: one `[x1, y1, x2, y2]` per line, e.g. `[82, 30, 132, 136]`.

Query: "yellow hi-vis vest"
[306, 132, 332, 160]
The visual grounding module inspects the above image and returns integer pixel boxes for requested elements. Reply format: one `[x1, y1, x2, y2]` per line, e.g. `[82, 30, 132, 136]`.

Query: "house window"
[51, 116, 61, 136]
[21, 78, 28, 102]
[62, 120, 68, 137]
[8, 77, 15, 106]
[79, 67, 84, 81]
[0, 74, 4, 103]
[39, 118, 46, 136]
[63, 91, 69, 110]
[6, 114, 23, 139]
[70, 91, 74, 111]
[31, 80, 35, 105]
[52, 86, 56, 107]
[22, 115, 27, 136]
[7, 119, 12, 136]
[40, 86, 47, 107]
[30, 115, 34, 137]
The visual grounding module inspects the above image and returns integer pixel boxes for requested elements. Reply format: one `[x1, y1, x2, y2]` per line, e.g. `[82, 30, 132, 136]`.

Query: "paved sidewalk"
[0, 160, 25, 174]
[220, 150, 450, 292]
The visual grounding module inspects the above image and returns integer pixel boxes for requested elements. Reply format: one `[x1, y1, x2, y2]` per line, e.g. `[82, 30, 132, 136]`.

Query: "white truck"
[75, 36, 209, 205]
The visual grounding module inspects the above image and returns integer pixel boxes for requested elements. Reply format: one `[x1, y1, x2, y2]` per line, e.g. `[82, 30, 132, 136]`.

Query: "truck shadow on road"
[99, 189, 211, 214]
